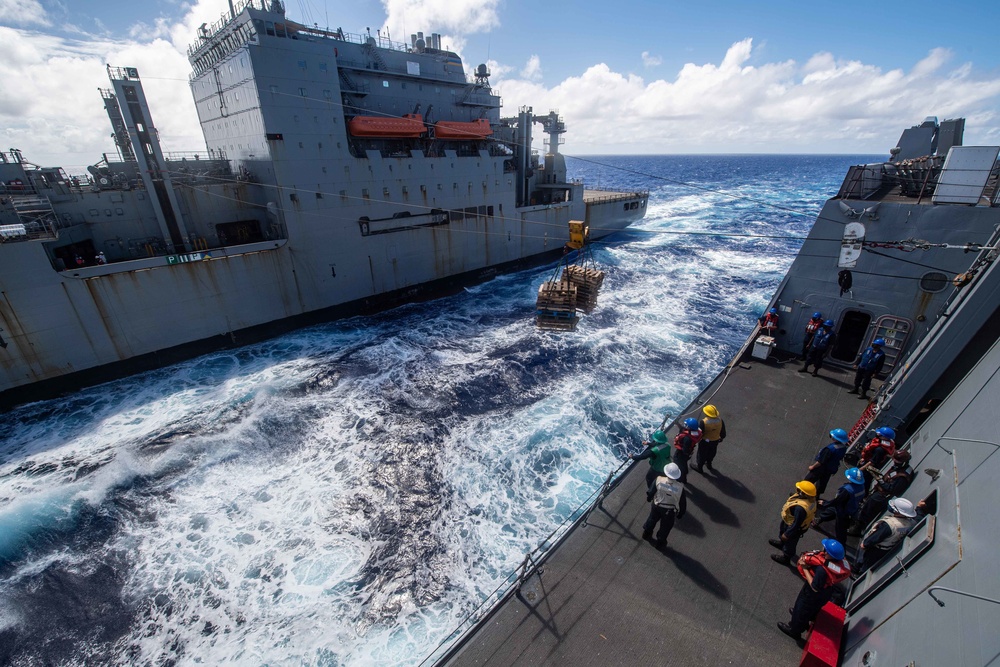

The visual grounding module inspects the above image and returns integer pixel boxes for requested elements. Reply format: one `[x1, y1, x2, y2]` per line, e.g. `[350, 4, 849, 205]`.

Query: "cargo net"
[535, 226, 606, 331]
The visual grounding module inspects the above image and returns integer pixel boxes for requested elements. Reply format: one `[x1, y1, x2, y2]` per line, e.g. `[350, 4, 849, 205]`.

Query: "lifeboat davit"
[434, 119, 492, 140]
[348, 114, 425, 138]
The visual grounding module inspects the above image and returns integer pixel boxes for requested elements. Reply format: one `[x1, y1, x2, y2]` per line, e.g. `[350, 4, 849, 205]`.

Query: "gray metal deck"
[443, 352, 870, 666]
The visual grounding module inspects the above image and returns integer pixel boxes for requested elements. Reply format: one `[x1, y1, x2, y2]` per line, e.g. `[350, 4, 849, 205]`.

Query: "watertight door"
[870, 314, 912, 374]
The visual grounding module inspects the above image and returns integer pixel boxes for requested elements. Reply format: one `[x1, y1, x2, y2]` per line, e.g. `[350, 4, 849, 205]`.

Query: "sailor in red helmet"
[777, 539, 851, 640]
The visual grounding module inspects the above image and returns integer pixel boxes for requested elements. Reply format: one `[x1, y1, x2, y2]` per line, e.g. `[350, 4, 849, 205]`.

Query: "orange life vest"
[805, 317, 823, 333]
[861, 437, 896, 463]
[674, 429, 701, 453]
[797, 550, 852, 586]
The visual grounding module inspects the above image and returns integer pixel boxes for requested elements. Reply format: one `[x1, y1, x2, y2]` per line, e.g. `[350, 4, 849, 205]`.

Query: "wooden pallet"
[561, 265, 605, 312]
[536, 281, 580, 330]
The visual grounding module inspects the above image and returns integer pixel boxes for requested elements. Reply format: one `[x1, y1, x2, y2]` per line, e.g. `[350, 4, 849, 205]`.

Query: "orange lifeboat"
[348, 114, 425, 138]
[434, 119, 492, 140]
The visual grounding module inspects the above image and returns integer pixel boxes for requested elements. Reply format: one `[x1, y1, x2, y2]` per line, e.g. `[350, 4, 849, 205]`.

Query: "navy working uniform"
[770, 481, 818, 565]
[642, 463, 687, 548]
[812, 469, 866, 544]
[848, 340, 886, 399]
[802, 313, 824, 359]
[800, 321, 836, 376]
[695, 405, 726, 473]
[803, 429, 849, 496]
[778, 540, 851, 639]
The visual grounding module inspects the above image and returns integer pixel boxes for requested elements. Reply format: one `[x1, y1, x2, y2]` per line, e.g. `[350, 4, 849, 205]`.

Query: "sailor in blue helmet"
[811, 467, 866, 544]
[670, 417, 702, 483]
[848, 338, 887, 399]
[759, 307, 779, 337]
[777, 539, 851, 640]
[802, 312, 824, 360]
[803, 428, 850, 496]
[800, 319, 837, 376]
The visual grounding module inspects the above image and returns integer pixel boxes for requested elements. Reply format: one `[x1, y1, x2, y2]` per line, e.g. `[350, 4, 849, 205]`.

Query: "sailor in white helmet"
[854, 497, 918, 575]
[641, 462, 687, 549]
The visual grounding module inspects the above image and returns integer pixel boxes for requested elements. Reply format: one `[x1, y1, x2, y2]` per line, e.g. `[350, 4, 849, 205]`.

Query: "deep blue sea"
[0, 154, 879, 666]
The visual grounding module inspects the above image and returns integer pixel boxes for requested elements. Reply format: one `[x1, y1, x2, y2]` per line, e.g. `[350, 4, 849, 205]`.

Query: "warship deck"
[442, 351, 870, 666]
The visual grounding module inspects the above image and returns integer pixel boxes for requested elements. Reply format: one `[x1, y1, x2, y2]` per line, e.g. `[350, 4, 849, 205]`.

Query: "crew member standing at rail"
[802, 312, 824, 359]
[854, 498, 917, 576]
[803, 428, 850, 496]
[630, 429, 672, 488]
[770, 481, 818, 565]
[849, 338, 886, 399]
[642, 462, 687, 549]
[694, 405, 726, 473]
[800, 320, 836, 376]
[812, 468, 866, 544]
[759, 308, 779, 338]
[777, 539, 851, 640]
[671, 418, 701, 483]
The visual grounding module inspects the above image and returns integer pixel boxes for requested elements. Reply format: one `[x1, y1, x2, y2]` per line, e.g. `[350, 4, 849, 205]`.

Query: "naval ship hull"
[0, 0, 649, 408]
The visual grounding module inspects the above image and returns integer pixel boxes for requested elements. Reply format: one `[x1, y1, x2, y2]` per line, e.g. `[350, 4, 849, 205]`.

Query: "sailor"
[694, 404, 726, 473]
[803, 428, 850, 496]
[811, 468, 866, 544]
[854, 498, 917, 575]
[854, 449, 913, 531]
[96, 251, 107, 265]
[75, 254, 85, 267]
[859, 427, 897, 493]
[671, 418, 702, 483]
[769, 480, 817, 566]
[629, 429, 672, 489]
[759, 307, 779, 337]
[848, 338, 886, 399]
[777, 539, 851, 640]
[799, 320, 836, 377]
[641, 462, 687, 549]
[802, 312, 824, 359]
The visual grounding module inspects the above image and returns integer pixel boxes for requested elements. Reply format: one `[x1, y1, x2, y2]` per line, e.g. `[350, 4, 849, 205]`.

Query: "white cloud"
[641, 51, 662, 68]
[0, 0, 49, 27]
[521, 55, 542, 81]
[381, 0, 501, 41]
[492, 38, 1000, 153]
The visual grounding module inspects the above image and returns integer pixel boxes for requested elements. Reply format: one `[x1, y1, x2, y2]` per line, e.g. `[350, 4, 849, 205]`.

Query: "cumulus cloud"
[492, 38, 1000, 153]
[521, 55, 542, 81]
[381, 0, 501, 42]
[0, 0, 49, 27]
[641, 51, 662, 67]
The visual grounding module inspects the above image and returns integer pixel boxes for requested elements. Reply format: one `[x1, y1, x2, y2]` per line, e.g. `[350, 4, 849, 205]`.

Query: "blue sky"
[2, 0, 999, 170]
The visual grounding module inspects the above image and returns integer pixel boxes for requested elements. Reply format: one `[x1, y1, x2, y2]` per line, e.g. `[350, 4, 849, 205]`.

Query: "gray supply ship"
[438, 117, 1000, 665]
[0, 0, 647, 409]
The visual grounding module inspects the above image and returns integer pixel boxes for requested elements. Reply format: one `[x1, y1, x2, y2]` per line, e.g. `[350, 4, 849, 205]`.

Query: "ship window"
[88, 209, 99, 217]
[265, 21, 275, 36]
[383, 187, 390, 197]
[920, 271, 949, 293]
[401, 186, 408, 194]
[298, 60, 307, 69]
[269, 85, 278, 94]
[340, 190, 347, 199]
[315, 192, 322, 199]
[362, 188, 369, 198]
[319, 63, 327, 72]
[299, 87, 306, 96]
[136, 122, 145, 133]
[105, 209, 113, 216]
[275, 23, 286, 38]
[487, 205, 494, 218]
[289, 193, 298, 202]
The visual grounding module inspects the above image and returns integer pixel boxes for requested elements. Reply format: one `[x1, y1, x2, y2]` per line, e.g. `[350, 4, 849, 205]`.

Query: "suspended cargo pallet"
[536, 280, 580, 331]
[561, 264, 605, 312]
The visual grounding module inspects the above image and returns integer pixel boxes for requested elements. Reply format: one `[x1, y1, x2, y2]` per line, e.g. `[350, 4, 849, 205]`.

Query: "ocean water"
[0, 154, 878, 666]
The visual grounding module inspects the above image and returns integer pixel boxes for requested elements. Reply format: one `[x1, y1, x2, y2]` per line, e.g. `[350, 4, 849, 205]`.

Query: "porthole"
[919, 271, 949, 293]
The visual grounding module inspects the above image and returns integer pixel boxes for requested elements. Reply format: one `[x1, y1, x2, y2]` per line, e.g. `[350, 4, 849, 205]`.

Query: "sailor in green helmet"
[630, 428, 673, 491]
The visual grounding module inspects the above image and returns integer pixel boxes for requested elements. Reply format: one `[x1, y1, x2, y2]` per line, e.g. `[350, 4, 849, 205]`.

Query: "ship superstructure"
[0, 0, 647, 408]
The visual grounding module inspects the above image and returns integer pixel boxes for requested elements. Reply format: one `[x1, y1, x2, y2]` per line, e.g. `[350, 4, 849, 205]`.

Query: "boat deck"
[442, 350, 871, 666]
[582, 189, 643, 203]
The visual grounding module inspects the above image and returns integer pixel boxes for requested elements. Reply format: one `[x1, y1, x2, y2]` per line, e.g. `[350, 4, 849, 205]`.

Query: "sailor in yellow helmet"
[769, 480, 817, 565]
[693, 404, 726, 474]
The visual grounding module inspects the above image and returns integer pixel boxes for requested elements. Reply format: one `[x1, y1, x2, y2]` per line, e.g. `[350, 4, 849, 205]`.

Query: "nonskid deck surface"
[444, 353, 868, 666]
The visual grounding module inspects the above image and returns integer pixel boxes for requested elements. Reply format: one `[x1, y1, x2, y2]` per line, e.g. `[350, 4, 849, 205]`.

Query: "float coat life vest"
[761, 313, 778, 329]
[797, 550, 852, 585]
[841, 482, 867, 516]
[805, 317, 823, 334]
[781, 494, 818, 528]
[865, 515, 915, 550]
[815, 442, 848, 474]
[701, 418, 723, 442]
[674, 430, 701, 456]
[810, 328, 834, 351]
[861, 437, 896, 463]
[652, 477, 685, 511]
